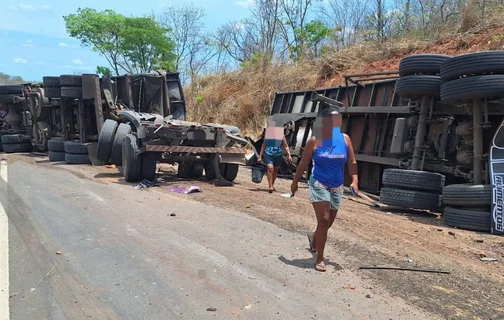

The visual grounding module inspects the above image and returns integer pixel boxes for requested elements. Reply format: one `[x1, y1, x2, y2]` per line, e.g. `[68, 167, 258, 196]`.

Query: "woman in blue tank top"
[290, 106, 359, 272]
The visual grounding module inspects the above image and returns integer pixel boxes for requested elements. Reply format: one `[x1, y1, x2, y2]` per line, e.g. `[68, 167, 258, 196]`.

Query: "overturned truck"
[95, 74, 248, 186]
[259, 51, 504, 235]
[0, 83, 32, 152]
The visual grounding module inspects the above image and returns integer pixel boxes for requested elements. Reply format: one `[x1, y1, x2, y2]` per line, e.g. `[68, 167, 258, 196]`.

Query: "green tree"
[63, 8, 176, 75]
[292, 20, 332, 59]
[121, 16, 176, 73]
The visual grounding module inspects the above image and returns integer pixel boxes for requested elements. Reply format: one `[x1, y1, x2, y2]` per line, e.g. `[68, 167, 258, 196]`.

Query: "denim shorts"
[263, 153, 282, 166]
[308, 176, 344, 210]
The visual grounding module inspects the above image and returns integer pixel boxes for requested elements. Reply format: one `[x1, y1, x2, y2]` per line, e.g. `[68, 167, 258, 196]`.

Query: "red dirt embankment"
[320, 26, 504, 88]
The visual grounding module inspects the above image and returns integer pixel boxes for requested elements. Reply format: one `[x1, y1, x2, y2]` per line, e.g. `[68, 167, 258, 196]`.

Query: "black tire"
[440, 75, 504, 104]
[48, 151, 66, 162]
[382, 169, 446, 193]
[64, 141, 89, 154]
[178, 161, 194, 179]
[141, 152, 157, 181]
[1, 134, 31, 144]
[223, 163, 239, 181]
[61, 87, 82, 99]
[31, 121, 51, 152]
[0, 85, 23, 94]
[443, 206, 491, 232]
[0, 94, 16, 104]
[395, 75, 443, 99]
[442, 184, 491, 207]
[48, 139, 65, 152]
[204, 161, 217, 180]
[59, 75, 82, 86]
[65, 153, 91, 164]
[191, 163, 204, 179]
[379, 187, 442, 210]
[440, 51, 504, 81]
[2, 143, 32, 153]
[96, 119, 118, 162]
[399, 54, 451, 77]
[110, 123, 132, 165]
[122, 134, 141, 182]
[44, 87, 61, 99]
[42, 76, 61, 87]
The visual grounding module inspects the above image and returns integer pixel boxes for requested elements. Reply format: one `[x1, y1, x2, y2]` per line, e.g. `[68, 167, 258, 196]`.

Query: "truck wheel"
[440, 51, 504, 81]
[31, 121, 51, 152]
[442, 184, 491, 207]
[64, 141, 89, 154]
[96, 119, 118, 162]
[379, 187, 442, 211]
[399, 54, 451, 77]
[443, 206, 491, 232]
[178, 161, 194, 179]
[110, 123, 132, 166]
[191, 163, 204, 179]
[440, 75, 504, 104]
[382, 169, 446, 193]
[0, 94, 16, 104]
[1, 134, 31, 144]
[61, 87, 82, 99]
[122, 134, 141, 182]
[48, 151, 65, 162]
[43, 87, 61, 99]
[48, 138, 65, 152]
[0, 85, 23, 94]
[59, 75, 82, 86]
[43, 76, 61, 87]
[65, 153, 91, 164]
[395, 75, 443, 99]
[2, 143, 33, 153]
[223, 164, 239, 181]
[141, 152, 157, 181]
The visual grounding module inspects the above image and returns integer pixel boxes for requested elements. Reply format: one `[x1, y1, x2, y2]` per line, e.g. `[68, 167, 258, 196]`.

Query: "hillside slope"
[186, 24, 504, 137]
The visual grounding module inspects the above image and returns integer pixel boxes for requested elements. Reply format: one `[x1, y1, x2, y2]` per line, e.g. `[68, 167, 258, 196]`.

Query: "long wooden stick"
[359, 266, 450, 274]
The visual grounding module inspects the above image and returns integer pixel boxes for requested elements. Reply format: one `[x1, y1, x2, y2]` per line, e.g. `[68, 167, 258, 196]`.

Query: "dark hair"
[318, 104, 340, 116]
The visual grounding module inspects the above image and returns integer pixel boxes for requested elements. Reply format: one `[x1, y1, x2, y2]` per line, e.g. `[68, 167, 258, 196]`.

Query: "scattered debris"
[475, 239, 484, 243]
[365, 294, 371, 298]
[168, 186, 201, 194]
[359, 266, 450, 274]
[437, 229, 443, 232]
[134, 179, 160, 190]
[347, 285, 356, 290]
[104, 164, 116, 169]
[480, 257, 498, 262]
[448, 231, 456, 237]
[407, 259, 413, 263]
[206, 308, 217, 312]
[56, 251, 62, 255]
[170, 213, 176, 217]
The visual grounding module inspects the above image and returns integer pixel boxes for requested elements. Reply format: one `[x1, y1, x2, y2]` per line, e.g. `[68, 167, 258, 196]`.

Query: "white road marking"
[0, 159, 9, 319]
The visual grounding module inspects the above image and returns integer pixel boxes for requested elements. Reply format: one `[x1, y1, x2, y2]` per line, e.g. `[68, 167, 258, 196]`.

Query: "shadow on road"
[278, 254, 343, 271]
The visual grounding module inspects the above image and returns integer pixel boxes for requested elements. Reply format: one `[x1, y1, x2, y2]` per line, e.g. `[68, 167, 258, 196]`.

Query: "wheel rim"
[32, 121, 51, 151]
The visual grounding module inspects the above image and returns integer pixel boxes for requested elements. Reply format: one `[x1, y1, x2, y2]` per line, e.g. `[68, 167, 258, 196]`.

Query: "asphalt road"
[1, 155, 438, 320]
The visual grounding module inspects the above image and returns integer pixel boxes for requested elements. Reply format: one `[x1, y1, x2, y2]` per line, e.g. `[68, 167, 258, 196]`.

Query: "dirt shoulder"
[8, 154, 504, 320]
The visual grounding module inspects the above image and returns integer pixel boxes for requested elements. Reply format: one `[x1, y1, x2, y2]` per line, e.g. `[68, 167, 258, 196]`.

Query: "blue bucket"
[251, 165, 265, 183]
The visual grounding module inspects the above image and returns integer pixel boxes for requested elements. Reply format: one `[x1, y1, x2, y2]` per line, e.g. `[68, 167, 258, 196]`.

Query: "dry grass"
[185, 9, 504, 137]
[186, 60, 319, 138]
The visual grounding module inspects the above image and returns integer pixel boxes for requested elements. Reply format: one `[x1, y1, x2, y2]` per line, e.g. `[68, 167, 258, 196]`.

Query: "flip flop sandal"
[307, 232, 316, 252]
[315, 262, 326, 272]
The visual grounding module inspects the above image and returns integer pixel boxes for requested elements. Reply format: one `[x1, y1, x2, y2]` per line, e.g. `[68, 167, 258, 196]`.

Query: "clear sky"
[0, 0, 254, 81]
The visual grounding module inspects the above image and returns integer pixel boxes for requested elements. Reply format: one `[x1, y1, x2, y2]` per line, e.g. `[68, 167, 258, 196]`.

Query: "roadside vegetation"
[0, 73, 25, 85]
